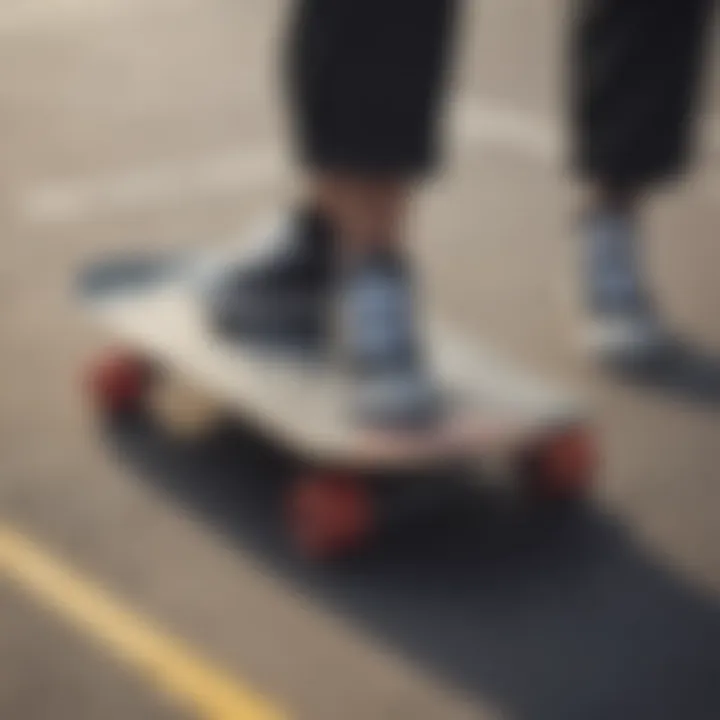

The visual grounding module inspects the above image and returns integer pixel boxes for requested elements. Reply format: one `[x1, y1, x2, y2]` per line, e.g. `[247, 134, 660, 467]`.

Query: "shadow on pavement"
[611, 338, 720, 409]
[107, 418, 720, 720]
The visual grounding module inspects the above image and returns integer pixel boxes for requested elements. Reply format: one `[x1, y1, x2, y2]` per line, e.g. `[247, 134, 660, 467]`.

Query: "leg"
[286, 0, 457, 179]
[287, 0, 455, 259]
[569, 0, 715, 362]
[291, 0, 459, 427]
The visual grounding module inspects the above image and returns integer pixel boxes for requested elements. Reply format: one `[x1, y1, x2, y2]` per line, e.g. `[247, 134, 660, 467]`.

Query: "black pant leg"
[570, 0, 715, 188]
[285, 0, 458, 178]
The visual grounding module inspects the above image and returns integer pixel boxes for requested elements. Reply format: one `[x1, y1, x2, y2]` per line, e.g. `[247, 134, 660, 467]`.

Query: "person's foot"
[339, 249, 442, 430]
[581, 210, 672, 366]
[200, 208, 335, 349]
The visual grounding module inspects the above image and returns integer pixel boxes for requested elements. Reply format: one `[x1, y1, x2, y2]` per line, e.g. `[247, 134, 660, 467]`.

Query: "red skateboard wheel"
[284, 471, 375, 562]
[523, 425, 596, 500]
[86, 348, 152, 416]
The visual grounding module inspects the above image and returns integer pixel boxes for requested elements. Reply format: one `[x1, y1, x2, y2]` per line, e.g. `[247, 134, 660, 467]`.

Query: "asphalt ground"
[1, 2, 719, 719]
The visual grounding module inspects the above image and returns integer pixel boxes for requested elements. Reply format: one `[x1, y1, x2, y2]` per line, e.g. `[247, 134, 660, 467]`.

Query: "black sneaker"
[339, 250, 442, 430]
[200, 209, 336, 350]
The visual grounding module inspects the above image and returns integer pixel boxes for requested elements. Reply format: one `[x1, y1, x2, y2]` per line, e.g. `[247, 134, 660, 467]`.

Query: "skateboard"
[78, 248, 595, 561]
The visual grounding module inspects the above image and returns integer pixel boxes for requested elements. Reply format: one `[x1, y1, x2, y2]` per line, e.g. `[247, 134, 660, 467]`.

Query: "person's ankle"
[591, 181, 639, 212]
[579, 181, 641, 227]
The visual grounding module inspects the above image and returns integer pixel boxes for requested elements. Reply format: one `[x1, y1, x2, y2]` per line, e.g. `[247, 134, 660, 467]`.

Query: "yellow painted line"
[0, 526, 287, 720]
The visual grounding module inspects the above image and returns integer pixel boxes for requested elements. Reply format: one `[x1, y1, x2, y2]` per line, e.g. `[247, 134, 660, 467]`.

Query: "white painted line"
[19, 100, 562, 225]
[16, 99, 720, 225]
[20, 145, 285, 223]
[452, 98, 562, 164]
[454, 99, 720, 164]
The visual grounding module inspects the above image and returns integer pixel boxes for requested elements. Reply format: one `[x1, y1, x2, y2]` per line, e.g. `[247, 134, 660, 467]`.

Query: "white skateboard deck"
[79, 252, 584, 470]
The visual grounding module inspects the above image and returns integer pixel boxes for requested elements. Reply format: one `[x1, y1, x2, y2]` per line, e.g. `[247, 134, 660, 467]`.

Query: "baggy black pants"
[287, 0, 715, 186]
